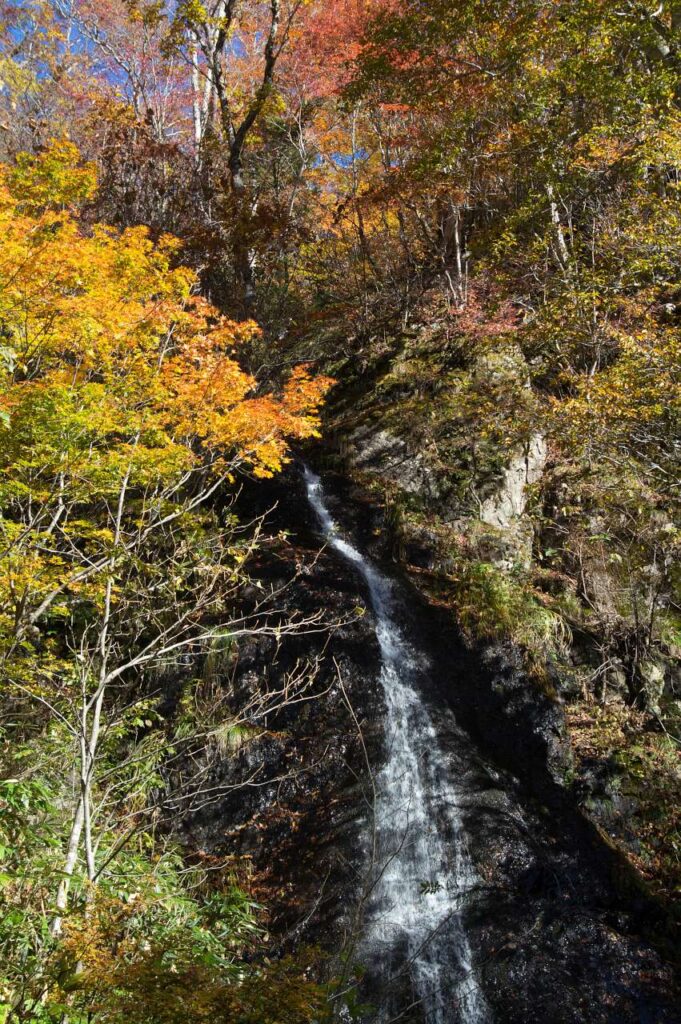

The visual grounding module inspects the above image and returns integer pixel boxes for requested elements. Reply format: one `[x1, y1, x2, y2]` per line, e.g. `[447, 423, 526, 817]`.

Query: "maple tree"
[0, 139, 331, 1022]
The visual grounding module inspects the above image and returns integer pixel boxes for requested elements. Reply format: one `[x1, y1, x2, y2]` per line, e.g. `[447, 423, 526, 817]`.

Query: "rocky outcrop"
[637, 657, 667, 716]
[479, 434, 547, 529]
[346, 423, 442, 500]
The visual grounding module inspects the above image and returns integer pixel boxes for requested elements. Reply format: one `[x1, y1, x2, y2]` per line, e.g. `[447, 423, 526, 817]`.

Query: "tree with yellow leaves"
[0, 139, 331, 1022]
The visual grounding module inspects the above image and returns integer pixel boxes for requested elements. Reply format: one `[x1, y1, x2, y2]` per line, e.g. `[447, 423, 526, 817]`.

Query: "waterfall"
[303, 467, 489, 1024]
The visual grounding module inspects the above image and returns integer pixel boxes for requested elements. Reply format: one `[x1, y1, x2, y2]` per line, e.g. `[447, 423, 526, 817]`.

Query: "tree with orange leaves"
[0, 139, 331, 1020]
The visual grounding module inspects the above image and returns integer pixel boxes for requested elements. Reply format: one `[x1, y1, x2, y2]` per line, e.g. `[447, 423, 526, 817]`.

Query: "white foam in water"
[304, 467, 489, 1024]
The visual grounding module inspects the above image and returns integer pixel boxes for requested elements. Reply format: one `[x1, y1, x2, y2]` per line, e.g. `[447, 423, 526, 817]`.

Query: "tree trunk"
[229, 153, 257, 313]
[50, 796, 85, 937]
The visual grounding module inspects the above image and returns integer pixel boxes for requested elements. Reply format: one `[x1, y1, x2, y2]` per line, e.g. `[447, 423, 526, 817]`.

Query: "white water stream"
[304, 467, 489, 1024]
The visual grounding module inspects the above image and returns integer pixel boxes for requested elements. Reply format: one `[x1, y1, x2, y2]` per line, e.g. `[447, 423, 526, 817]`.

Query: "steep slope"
[286, 281, 681, 934]
[178, 461, 680, 1022]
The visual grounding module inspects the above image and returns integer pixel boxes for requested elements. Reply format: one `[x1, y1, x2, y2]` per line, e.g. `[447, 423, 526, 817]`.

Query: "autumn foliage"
[1, 0, 681, 1016]
[0, 139, 331, 1024]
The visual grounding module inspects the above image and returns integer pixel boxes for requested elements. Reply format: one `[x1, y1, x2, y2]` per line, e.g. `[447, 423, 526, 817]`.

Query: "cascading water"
[303, 467, 489, 1024]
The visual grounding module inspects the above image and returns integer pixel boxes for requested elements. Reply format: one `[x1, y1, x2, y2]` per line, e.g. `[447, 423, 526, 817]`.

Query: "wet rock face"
[463, 823, 676, 1021]
[176, 476, 388, 945]
[394, 592, 678, 1024]
[460, 745, 678, 1023]
[306, 468, 573, 796]
[176, 465, 679, 1022]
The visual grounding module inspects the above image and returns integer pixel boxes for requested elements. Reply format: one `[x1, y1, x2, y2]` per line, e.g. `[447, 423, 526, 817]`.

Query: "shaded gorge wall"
[171, 460, 679, 1023]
